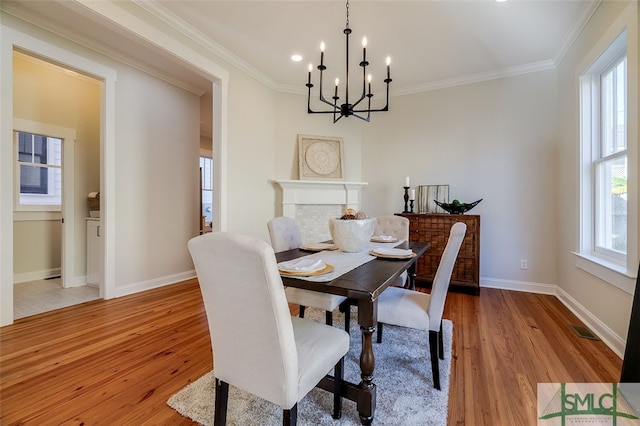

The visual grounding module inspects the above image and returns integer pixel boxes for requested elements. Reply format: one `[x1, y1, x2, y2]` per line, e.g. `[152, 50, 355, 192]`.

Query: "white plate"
[299, 243, 338, 252]
[370, 235, 399, 243]
[370, 248, 416, 259]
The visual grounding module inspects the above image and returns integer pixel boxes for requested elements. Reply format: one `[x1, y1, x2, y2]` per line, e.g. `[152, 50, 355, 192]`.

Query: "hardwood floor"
[0, 280, 622, 425]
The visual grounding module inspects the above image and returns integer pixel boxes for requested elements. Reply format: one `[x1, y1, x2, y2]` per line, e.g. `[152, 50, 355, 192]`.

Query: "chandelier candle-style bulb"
[386, 57, 391, 80]
[362, 37, 367, 62]
[305, 0, 392, 122]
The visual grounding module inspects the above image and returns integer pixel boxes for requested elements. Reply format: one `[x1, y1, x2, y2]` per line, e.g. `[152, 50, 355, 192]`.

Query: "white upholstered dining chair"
[267, 217, 350, 331]
[188, 232, 350, 425]
[374, 215, 410, 287]
[376, 222, 466, 390]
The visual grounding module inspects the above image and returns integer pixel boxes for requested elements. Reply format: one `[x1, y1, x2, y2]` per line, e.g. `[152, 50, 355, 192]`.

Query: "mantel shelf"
[275, 180, 368, 189]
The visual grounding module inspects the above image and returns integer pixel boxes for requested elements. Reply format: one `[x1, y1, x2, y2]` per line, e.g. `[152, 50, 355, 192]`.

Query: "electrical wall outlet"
[520, 259, 528, 270]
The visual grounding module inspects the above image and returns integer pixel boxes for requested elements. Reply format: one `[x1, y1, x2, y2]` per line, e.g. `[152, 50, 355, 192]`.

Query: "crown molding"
[1, 1, 208, 96]
[132, 0, 281, 92]
[553, 0, 602, 66]
[393, 60, 557, 97]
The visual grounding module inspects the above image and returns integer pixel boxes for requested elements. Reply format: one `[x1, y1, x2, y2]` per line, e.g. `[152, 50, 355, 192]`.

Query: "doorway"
[12, 51, 101, 318]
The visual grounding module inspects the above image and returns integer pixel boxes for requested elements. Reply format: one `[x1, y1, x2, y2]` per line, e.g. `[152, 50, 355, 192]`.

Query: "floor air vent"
[569, 324, 600, 340]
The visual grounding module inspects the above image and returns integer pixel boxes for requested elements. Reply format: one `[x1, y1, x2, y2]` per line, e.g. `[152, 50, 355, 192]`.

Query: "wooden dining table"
[276, 240, 430, 425]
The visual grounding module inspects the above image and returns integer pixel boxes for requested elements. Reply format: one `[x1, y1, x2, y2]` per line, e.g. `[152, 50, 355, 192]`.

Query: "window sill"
[572, 252, 637, 295]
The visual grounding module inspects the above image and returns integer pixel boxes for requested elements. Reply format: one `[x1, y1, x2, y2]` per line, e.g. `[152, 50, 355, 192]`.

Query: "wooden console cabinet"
[397, 213, 480, 295]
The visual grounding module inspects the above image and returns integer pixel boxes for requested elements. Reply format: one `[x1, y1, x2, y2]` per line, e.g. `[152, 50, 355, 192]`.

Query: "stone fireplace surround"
[275, 180, 368, 243]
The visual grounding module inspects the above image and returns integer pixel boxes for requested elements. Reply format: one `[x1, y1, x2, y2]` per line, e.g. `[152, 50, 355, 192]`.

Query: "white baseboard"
[481, 277, 557, 295]
[113, 270, 197, 299]
[14, 268, 61, 284]
[480, 276, 625, 358]
[556, 287, 626, 358]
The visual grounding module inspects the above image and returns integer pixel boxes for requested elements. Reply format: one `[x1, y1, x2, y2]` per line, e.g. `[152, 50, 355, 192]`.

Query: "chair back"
[267, 216, 303, 252]
[427, 222, 466, 330]
[374, 215, 410, 240]
[188, 232, 299, 408]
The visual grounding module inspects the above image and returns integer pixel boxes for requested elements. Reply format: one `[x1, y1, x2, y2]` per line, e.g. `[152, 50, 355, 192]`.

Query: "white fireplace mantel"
[274, 179, 368, 241]
[275, 179, 368, 217]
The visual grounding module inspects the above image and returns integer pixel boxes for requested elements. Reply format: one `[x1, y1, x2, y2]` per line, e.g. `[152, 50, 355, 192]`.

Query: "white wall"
[556, 0, 638, 346]
[111, 65, 200, 288]
[361, 71, 559, 289]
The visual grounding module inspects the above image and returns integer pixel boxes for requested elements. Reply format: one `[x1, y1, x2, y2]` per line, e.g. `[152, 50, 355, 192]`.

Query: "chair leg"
[214, 378, 229, 426]
[298, 305, 306, 318]
[438, 322, 444, 360]
[283, 404, 297, 426]
[325, 310, 333, 326]
[429, 330, 441, 390]
[333, 356, 344, 419]
[376, 322, 383, 343]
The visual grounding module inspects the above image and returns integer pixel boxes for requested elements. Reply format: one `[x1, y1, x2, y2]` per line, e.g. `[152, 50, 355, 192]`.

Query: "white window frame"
[13, 120, 76, 221]
[15, 131, 63, 210]
[577, 24, 638, 295]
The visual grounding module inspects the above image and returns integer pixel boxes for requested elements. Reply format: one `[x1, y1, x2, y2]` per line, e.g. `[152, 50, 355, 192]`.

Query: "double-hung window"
[15, 131, 63, 210]
[594, 55, 627, 260]
[579, 28, 635, 291]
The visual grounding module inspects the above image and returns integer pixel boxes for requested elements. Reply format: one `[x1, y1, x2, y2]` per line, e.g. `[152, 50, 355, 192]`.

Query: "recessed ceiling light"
[291, 54, 303, 62]
[495, 0, 507, 2]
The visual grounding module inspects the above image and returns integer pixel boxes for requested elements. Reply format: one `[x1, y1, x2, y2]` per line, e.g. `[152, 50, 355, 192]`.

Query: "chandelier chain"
[345, 0, 350, 29]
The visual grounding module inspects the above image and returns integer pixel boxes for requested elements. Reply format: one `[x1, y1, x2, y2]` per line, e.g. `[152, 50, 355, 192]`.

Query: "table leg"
[357, 300, 377, 425]
[407, 262, 417, 290]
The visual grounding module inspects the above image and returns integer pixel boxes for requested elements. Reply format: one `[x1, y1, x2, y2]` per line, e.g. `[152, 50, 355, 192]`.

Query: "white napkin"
[373, 248, 413, 256]
[278, 258, 325, 272]
[372, 235, 395, 241]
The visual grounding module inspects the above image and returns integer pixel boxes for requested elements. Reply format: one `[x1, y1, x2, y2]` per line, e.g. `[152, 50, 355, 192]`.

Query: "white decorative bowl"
[329, 217, 376, 252]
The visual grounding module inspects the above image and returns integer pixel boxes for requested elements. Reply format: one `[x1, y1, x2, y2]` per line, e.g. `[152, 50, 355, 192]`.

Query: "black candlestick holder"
[409, 200, 414, 213]
[403, 186, 410, 213]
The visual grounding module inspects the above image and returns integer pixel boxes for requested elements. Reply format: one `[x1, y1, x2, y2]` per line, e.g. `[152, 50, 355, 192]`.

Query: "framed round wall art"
[297, 134, 344, 180]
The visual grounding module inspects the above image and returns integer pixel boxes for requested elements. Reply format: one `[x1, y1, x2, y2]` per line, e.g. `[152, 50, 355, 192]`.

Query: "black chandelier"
[306, 0, 392, 123]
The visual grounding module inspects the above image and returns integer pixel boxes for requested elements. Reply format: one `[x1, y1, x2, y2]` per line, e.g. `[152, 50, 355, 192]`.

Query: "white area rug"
[167, 308, 452, 425]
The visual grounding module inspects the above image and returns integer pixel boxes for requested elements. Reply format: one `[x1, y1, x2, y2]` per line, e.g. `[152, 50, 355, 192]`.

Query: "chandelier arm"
[316, 68, 339, 109]
[350, 55, 369, 109]
[349, 112, 371, 122]
[353, 79, 392, 113]
[307, 110, 343, 115]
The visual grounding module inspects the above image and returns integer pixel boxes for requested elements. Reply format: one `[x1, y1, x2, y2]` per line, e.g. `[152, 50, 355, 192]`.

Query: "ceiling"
[5, 0, 598, 98]
[152, 0, 597, 95]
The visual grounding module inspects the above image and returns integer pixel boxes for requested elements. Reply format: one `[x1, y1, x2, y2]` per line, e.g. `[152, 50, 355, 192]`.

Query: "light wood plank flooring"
[0, 279, 622, 425]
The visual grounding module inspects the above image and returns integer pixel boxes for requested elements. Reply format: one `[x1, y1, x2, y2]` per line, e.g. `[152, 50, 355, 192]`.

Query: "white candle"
[409, 189, 415, 200]
[405, 177, 410, 187]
